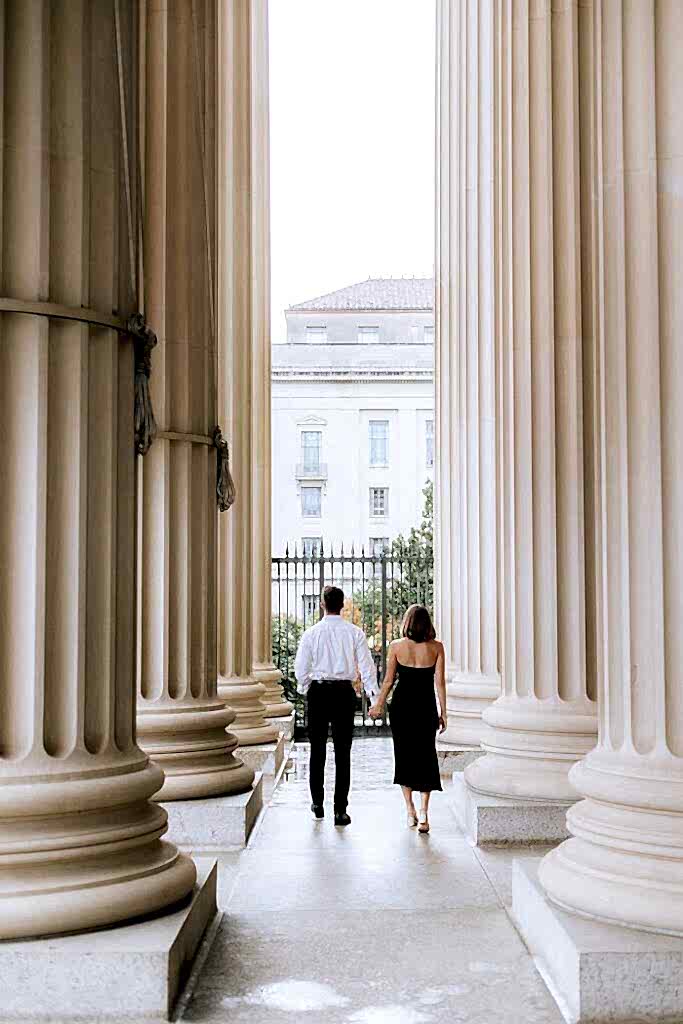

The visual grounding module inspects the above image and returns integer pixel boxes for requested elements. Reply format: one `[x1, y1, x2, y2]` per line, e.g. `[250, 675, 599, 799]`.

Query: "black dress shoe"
[334, 811, 351, 827]
[311, 803, 324, 819]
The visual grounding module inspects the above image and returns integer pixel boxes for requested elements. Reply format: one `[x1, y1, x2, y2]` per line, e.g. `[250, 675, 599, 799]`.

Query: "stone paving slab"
[179, 739, 564, 1024]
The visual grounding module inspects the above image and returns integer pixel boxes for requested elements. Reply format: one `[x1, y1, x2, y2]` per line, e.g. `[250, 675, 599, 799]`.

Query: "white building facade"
[271, 278, 435, 563]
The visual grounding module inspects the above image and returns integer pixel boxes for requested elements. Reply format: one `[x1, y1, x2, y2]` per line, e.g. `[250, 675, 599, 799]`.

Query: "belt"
[311, 678, 353, 685]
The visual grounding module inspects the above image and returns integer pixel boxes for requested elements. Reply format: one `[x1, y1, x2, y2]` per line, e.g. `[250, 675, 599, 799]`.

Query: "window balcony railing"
[296, 461, 328, 480]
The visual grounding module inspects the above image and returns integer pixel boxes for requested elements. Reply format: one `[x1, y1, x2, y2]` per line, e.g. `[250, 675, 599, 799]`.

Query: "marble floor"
[180, 739, 563, 1024]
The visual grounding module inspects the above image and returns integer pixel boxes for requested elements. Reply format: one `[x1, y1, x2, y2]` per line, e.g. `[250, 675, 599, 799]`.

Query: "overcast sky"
[269, 0, 435, 342]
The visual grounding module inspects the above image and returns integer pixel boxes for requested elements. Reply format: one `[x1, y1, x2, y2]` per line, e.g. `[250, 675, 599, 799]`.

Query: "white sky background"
[269, 0, 436, 342]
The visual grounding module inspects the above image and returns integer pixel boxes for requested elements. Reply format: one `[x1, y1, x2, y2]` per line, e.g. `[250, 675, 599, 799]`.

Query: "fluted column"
[136, 0, 254, 798]
[216, 0, 278, 747]
[250, 0, 292, 720]
[0, 0, 195, 938]
[540, 0, 683, 934]
[465, 0, 597, 802]
[436, 0, 501, 751]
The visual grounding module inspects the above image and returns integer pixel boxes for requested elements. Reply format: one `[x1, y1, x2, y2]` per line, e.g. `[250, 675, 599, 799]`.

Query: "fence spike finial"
[340, 540, 345, 557]
[285, 541, 290, 558]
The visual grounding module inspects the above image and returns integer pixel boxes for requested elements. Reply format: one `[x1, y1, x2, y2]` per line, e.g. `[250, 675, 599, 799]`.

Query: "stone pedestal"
[514, 861, 683, 1024]
[0, 860, 218, 1021]
[239, 733, 286, 779]
[437, 744, 483, 777]
[271, 710, 296, 742]
[164, 775, 264, 851]
[451, 776, 570, 847]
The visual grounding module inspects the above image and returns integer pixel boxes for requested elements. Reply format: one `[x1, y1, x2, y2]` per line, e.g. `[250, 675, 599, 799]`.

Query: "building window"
[301, 431, 322, 473]
[301, 486, 321, 517]
[426, 419, 434, 468]
[358, 325, 379, 344]
[369, 537, 389, 557]
[369, 487, 389, 517]
[424, 325, 435, 343]
[306, 326, 327, 343]
[369, 420, 389, 466]
[301, 537, 323, 558]
[302, 594, 319, 620]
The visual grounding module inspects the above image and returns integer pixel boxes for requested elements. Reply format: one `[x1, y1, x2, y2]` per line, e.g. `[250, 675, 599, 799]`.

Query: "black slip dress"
[389, 659, 442, 793]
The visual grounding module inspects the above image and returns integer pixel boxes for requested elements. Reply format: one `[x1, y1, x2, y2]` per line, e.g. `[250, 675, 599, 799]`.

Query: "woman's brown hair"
[401, 604, 436, 643]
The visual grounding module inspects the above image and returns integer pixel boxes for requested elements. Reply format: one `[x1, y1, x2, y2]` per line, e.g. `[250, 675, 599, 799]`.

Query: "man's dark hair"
[322, 585, 345, 614]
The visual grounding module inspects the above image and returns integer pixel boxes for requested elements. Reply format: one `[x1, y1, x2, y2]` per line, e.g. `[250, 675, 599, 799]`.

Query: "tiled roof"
[289, 277, 434, 312]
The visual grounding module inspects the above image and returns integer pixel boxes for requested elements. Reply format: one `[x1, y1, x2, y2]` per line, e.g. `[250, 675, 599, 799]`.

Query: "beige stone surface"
[135, 0, 253, 801]
[435, 0, 501, 752]
[451, 776, 570, 847]
[216, 0, 279, 750]
[0, 861, 218, 1021]
[164, 775, 264, 852]
[516, 860, 683, 1023]
[461, 0, 598, 806]
[0, 0, 195, 940]
[539, 0, 683, 938]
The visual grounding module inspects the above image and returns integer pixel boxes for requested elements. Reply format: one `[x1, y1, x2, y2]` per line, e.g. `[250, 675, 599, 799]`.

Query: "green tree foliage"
[271, 614, 305, 712]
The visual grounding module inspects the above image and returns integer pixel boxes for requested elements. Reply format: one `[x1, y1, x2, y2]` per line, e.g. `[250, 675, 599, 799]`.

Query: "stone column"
[216, 0, 279, 747]
[0, 0, 194, 938]
[250, 0, 293, 722]
[136, 0, 253, 798]
[435, 0, 501, 756]
[465, 0, 598, 805]
[540, 0, 683, 935]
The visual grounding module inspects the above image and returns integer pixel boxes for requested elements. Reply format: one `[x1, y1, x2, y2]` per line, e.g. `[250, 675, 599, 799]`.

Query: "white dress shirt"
[294, 614, 378, 698]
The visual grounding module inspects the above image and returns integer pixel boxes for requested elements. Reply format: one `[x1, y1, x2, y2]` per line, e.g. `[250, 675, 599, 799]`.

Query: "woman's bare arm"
[368, 643, 398, 717]
[435, 642, 447, 732]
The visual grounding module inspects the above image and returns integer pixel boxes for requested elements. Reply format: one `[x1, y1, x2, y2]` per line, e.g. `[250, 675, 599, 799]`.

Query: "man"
[294, 585, 378, 826]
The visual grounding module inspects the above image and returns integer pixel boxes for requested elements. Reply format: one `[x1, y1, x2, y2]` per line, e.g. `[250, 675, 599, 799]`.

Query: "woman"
[369, 605, 447, 833]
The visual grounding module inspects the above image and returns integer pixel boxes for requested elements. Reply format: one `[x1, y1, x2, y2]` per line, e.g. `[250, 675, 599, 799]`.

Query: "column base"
[441, 670, 500, 750]
[469, 696, 597, 802]
[0, 761, 197, 940]
[138, 700, 256, 801]
[254, 664, 294, 719]
[436, 742, 484, 776]
[0, 858, 218, 1021]
[163, 774, 263, 850]
[513, 859, 683, 1023]
[239, 733, 286, 778]
[218, 675, 279, 746]
[451, 775, 570, 845]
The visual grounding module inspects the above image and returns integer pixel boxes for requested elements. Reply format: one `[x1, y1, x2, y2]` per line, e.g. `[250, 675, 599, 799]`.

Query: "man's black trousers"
[307, 680, 356, 812]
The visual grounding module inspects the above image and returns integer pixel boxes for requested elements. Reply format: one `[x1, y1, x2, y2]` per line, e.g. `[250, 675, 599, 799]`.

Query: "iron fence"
[271, 544, 433, 738]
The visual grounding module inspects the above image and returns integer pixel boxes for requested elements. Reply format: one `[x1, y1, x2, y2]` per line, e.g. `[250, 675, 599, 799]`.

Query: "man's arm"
[354, 628, 378, 698]
[294, 630, 313, 695]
